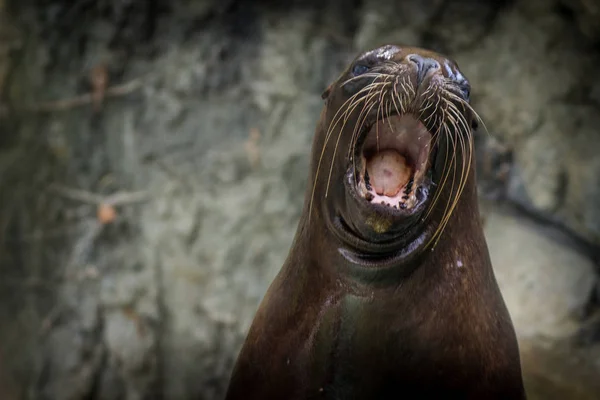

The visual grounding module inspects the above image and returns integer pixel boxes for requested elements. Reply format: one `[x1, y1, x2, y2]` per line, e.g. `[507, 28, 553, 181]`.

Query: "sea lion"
[225, 45, 526, 399]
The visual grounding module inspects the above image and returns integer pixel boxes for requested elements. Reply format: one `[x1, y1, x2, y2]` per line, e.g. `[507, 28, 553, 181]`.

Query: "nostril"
[408, 54, 440, 71]
[407, 54, 424, 67]
[407, 54, 440, 85]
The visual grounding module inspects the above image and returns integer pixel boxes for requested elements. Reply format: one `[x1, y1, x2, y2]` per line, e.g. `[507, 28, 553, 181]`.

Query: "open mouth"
[355, 114, 435, 212]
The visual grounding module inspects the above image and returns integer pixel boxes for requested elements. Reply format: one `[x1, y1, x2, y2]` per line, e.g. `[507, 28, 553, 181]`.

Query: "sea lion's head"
[310, 45, 479, 264]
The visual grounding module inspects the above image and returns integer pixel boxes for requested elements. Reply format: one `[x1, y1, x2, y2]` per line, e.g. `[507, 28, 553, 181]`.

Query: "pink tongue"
[366, 150, 411, 196]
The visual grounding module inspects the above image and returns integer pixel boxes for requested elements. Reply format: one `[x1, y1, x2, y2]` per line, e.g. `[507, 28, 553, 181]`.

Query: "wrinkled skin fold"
[225, 45, 526, 400]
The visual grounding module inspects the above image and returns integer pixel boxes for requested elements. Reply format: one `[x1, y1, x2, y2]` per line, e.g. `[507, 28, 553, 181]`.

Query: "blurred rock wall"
[0, 0, 599, 399]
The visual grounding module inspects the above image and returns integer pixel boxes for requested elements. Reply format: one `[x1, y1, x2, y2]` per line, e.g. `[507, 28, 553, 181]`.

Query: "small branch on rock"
[104, 190, 149, 206]
[30, 76, 146, 113]
[49, 184, 149, 206]
[49, 184, 102, 204]
[48, 184, 149, 225]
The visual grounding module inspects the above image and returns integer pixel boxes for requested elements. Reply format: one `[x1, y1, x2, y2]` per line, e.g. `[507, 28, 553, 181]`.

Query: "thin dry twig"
[104, 190, 149, 206]
[48, 184, 149, 206]
[30, 76, 146, 113]
[49, 184, 101, 204]
[48, 184, 149, 226]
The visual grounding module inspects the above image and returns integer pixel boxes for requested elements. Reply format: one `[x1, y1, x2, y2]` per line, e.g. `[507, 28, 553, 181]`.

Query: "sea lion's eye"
[352, 64, 369, 76]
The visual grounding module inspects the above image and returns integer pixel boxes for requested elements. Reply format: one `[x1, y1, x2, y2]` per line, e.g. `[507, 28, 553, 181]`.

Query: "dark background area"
[0, 0, 599, 399]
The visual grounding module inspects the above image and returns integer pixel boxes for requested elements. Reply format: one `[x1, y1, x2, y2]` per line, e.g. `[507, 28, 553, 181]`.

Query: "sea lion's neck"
[294, 161, 491, 291]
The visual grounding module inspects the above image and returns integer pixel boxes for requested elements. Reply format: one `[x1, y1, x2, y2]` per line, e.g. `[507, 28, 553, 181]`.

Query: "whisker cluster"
[309, 72, 483, 249]
[422, 79, 485, 249]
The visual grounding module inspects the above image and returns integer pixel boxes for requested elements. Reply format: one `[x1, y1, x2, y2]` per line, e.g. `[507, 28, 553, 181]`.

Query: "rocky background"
[0, 0, 599, 399]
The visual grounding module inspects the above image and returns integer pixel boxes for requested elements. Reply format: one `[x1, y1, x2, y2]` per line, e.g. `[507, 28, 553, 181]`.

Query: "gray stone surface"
[483, 202, 596, 339]
[455, 1, 600, 246]
[481, 202, 600, 399]
[0, 0, 599, 399]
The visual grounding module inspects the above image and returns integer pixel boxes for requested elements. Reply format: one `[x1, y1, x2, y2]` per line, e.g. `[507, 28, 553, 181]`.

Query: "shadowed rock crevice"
[421, 0, 514, 53]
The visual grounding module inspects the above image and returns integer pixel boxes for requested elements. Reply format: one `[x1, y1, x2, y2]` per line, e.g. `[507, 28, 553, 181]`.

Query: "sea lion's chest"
[300, 290, 492, 399]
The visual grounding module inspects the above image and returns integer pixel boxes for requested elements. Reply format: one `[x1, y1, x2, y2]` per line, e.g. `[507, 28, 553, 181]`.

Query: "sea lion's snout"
[407, 54, 441, 86]
[311, 45, 478, 249]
